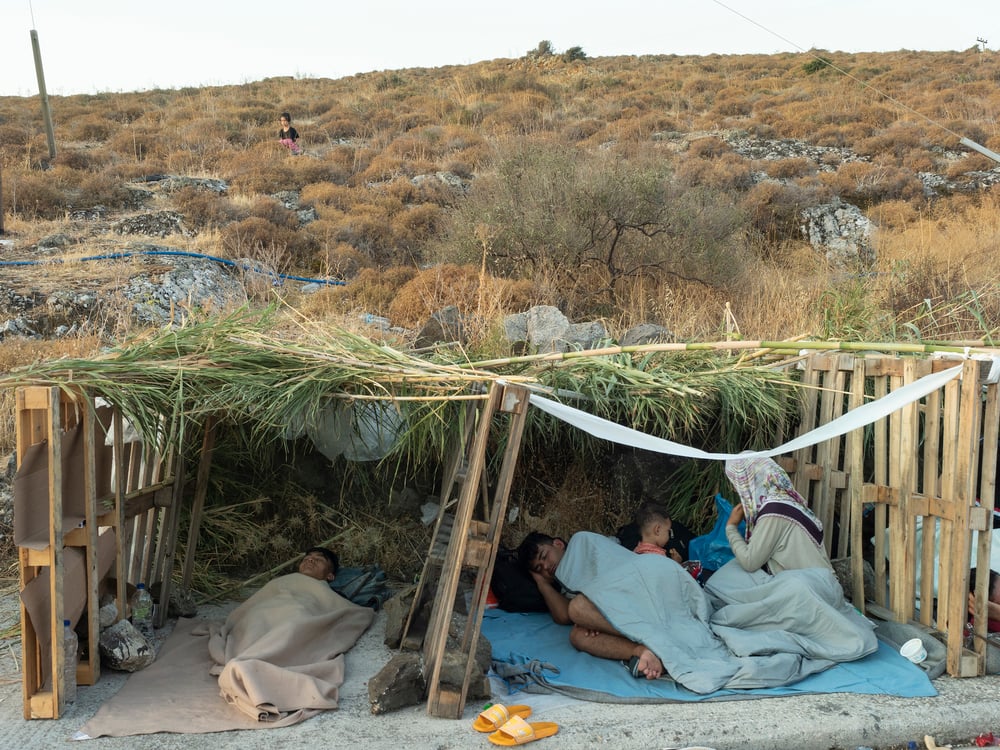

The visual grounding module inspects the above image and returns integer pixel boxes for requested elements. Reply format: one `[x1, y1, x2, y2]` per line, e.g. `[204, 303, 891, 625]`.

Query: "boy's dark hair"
[633, 500, 671, 531]
[280, 111, 292, 121]
[515, 531, 557, 571]
[305, 546, 339, 575]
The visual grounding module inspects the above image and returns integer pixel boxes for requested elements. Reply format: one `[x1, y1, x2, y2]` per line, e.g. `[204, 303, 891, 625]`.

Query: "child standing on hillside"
[278, 112, 303, 155]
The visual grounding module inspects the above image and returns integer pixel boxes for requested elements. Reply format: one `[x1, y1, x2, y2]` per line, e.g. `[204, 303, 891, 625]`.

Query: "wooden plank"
[945, 360, 981, 676]
[113, 409, 127, 622]
[81, 391, 101, 686]
[847, 357, 866, 609]
[154, 452, 186, 629]
[791, 356, 820, 500]
[893, 359, 919, 620]
[870, 361, 889, 608]
[935, 376, 961, 631]
[181, 416, 218, 589]
[46, 386, 66, 718]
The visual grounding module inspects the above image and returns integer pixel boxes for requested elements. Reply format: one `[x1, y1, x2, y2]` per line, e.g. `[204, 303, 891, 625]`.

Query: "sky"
[1, 0, 996, 97]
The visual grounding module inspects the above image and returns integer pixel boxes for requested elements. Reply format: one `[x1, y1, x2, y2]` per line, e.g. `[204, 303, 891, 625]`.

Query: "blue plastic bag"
[688, 493, 745, 571]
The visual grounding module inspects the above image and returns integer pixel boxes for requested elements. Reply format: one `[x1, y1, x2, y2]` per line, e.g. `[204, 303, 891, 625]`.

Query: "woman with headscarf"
[724, 456, 833, 574]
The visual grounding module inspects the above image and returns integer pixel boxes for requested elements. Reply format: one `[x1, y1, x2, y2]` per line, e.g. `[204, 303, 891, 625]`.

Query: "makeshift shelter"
[6, 319, 999, 719]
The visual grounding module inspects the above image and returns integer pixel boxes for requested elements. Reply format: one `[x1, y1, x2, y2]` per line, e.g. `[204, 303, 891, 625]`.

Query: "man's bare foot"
[635, 647, 663, 680]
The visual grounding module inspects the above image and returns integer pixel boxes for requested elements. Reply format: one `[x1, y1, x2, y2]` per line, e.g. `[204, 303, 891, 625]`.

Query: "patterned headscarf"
[725, 456, 824, 547]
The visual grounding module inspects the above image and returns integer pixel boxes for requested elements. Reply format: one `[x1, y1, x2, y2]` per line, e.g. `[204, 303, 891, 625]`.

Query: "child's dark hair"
[516, 531, 557, 571]
[280, 111, 292, 122]
[633, 500, 670, 531]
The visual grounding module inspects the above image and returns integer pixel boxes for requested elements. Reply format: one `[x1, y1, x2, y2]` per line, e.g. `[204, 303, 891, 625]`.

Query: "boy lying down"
[207, 546, 375, 722]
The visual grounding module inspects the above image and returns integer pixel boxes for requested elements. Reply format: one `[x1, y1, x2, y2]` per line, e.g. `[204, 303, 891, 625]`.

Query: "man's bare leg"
[567, 595, 664, 679]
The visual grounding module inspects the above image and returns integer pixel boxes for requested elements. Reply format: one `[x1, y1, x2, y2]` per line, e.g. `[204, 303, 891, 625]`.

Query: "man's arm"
[530, 571, 571, 625]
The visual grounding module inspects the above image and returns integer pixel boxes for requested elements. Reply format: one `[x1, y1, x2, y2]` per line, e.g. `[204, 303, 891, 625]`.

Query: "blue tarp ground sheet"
[481, 609, 938, 703]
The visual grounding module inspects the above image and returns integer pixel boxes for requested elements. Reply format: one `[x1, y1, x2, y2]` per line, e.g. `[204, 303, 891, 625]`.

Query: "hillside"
[1, 48, 999, 344]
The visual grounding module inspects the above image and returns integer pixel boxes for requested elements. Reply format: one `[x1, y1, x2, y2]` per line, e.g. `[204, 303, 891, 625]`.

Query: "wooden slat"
[181, 416, 218, 589]
[871, 363, 889, 608]
[847, 357, 866, 609]
[945, 360, 981, 676]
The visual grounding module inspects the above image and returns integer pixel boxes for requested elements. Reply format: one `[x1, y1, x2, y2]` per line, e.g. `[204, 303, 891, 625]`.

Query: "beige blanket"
[78, 573, 374, 737]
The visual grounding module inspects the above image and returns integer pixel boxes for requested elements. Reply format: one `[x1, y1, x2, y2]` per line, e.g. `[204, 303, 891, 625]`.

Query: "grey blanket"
[555, 532, 877, 694]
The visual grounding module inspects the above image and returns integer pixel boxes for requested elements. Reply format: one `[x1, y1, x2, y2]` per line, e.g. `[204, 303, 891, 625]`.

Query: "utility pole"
[30, 28, 57, 161]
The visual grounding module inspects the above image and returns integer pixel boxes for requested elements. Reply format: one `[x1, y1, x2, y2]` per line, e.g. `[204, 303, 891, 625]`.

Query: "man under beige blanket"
[208, 571, 374, 723]
[78, 566, 373, 738]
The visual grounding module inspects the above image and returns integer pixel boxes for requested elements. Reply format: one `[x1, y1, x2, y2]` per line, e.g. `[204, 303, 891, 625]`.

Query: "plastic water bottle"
[131, 583, 154, 638]
[62, 619, 77, 705]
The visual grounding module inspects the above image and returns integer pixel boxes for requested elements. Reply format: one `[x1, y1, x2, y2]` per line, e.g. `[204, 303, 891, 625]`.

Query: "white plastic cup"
[900, 637, 927, 664]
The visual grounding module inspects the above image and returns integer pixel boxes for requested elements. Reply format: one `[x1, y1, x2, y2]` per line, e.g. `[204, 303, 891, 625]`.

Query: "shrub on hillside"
[172, 187, 242, 230]
[386, 264, 536, 328]
[329, 266, 418, 316]
[819, 161, 923, 206]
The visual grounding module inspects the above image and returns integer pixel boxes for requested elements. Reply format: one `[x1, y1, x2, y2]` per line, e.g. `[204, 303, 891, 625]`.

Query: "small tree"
[562, 46, 587, 63]
[529, 40, 554, 58]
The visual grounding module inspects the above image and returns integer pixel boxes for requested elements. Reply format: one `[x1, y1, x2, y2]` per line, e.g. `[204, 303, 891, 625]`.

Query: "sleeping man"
[520, 530, 877, 693]
[207, 546, 375, 722]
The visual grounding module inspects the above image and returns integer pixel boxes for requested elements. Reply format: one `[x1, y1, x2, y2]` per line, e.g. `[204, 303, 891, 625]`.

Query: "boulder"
[368, 652, 425, 714]
[800, 199, 875, 269]
[415, 306, 467, 347]
[621, 323, 674, 347]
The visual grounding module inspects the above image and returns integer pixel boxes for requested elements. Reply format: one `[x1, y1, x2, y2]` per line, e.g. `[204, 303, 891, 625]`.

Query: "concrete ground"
[2, 599, 1000, 750]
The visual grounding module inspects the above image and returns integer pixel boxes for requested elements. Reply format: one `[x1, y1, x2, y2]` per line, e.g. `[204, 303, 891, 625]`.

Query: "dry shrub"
[386, 263, 537, 329]
[329, 266, 418, 316]
[172, 186, 242, 229]
[819, 161, 924, 206]
[674, 152, 754, 191]
[945, 153, 996, 179]
[742, 180, 832, 252]
[218, 144, 297, 194]
[302, 182, 356, 211]
[64, 113, 116, 142]
[686, 136, 730, 159]
[248, 196, 299, 228]
[220, 216, 299, 262]
[764, 157, 817, 179]
[7, 169, 73, 219]
[312, 242, 372, 278]
[563, 117, 604, 141]
[482, 93, 553, 136]
[0, 124, 30, 147]
[867, 199, 921, 231]
[390, 203, 442, 250]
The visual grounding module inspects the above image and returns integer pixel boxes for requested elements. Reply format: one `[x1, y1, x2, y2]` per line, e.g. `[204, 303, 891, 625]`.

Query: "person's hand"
[969, 591, 978, 617]
[727, 503, 745, 527]
[530, 569, 553, 587]
[668, 549, 683, 564]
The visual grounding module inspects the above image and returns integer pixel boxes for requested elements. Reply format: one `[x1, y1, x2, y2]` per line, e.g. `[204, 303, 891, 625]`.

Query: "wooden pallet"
[14, 386, 185, 718]
[400, 382, 530, 719]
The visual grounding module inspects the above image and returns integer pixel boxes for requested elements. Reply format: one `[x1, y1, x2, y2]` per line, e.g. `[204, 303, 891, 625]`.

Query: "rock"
[368, 652, 425, 714]
[525, 305, 570, 352]
[800, 199, 875, 268]
[410, 171, 470, 194]
[113, 211, 189, 237]
[621, 323, 674, 347]
[565, 320, 607, 350]
[159, 176, 228, 194]
[99, 619, 155, 672]
[415, 306, 466, 347]
[149, 582, 197, 618]
[383, 584, 419, 649]
[37, 233, 74, 250]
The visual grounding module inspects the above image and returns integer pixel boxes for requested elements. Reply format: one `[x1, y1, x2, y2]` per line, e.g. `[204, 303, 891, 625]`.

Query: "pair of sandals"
[472, 704, 558, 745]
